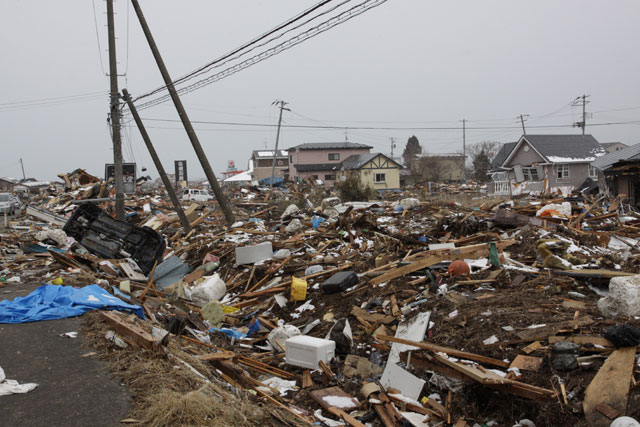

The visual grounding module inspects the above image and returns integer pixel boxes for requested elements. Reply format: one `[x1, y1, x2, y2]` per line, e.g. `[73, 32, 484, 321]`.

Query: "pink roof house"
[287, 142, 372, 186]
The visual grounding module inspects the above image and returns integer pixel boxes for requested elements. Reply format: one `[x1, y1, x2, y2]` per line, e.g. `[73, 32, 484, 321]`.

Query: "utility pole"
[518, 114, 529, 135]
[19, 158, 26, 180]
[461, 119, 467, 181]
[130, 0, 235, 225]
[572, 94, 590, 135]
[390, 137, 396, 158]
[107, 0, 125, 220]
[122, 89, 192, 233]
[270, 100, 289, 187]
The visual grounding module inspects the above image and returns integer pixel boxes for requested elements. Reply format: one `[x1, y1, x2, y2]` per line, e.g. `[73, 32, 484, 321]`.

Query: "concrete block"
[235, 241, 273, 265]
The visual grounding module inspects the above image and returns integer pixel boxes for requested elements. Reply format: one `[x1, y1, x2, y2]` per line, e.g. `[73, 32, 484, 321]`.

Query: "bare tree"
[417, 155, 448, 182]
[467, 141, 502, 164]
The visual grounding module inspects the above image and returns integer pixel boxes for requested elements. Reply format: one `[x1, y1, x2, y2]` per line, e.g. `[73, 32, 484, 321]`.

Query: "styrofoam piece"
[380, 363, 425, 401]
[598, 274, 640, 318]
[235, 241, 273, 265]
[285, 335, 335, 369]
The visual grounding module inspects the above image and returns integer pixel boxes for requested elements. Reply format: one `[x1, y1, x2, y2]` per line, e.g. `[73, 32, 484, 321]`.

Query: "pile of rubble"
[2, 174, 640, 426]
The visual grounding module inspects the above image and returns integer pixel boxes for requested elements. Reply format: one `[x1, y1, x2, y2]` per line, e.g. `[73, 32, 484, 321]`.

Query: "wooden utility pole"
[130, 0, 235, 225]
[19, 158, 26, 180]
[572, 94, 590, 135]
[107, 0, 125, 220]
[122, 89, 192, 233]
[270, 100, 289, 187]
[461, 119, 467, 181]
[518, 114, 529, 135]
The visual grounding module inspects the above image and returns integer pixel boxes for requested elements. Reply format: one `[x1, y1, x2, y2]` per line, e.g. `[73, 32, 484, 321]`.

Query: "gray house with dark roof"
[489, 134, 605, 195]
[592, 143, 640, 205]
[287, 142, 372, 186]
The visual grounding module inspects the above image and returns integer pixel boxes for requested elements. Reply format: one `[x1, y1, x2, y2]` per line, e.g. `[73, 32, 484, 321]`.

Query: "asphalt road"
[0, 280, 130, 427]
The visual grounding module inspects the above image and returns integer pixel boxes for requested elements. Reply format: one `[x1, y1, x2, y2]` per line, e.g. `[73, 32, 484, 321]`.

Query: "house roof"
[251, 150, 288, 159]
[340, 153, 401, 170]
[288, 142, 372, 151]
[490, 142, 517, 169]
[501, 134, 605, 167]
[294, 163, 339, 172]
[592, 143, 640, 171]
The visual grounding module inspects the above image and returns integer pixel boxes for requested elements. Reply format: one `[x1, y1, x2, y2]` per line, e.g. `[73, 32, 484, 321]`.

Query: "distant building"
[336, 153, 402, 190]
[0, 177, 19, 192]
[414, 153, 466, 182]
[489, 134, 606, 195]
[592, 143, 640, 206]
[287, 142, 372, 186]
[600, 142, 628, 154]
[249, 150, 289, 182]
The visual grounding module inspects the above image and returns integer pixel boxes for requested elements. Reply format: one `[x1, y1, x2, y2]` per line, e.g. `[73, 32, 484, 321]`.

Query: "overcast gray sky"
[2, 0, 639, 181]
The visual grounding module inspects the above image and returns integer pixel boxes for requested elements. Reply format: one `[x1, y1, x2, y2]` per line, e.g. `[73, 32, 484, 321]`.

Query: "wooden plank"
[352, 307, 396, 325]
[522, 341, 543, 354]
[101, 311, 160, 352]
[509, 355, 543, 371]
[376, 334, 509, 368]
[369, 241, 515, 286]
[327, 407, 366, 427]
[595, 404, 621, 420]
[196, 351, 234, 361]
[310, 387, 359, 412]
[583, 347, 637, 427]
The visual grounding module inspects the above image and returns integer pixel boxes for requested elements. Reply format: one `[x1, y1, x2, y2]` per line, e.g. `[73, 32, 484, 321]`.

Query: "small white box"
[285, 335, 335, 370]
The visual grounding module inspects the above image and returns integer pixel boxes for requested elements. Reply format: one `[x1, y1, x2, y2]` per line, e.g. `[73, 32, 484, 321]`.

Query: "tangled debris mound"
[2, 175, 640, 426]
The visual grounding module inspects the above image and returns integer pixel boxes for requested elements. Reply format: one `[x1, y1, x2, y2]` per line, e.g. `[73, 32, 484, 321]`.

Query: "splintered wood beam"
[101, 311, 160, 351]
[376, 335, 509, 368]
[583, 347, 637, 427]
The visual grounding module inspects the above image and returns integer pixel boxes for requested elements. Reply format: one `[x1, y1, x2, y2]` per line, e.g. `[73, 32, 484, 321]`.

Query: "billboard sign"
[105, 163, 137, 194]
[175, 160, 187, 184]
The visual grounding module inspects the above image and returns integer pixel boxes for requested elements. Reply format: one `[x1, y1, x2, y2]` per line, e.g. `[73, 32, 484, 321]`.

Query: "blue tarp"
[0, 284, 144, 324]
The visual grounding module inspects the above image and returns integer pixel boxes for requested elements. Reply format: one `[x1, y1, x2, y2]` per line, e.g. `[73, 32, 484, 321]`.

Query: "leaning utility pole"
[122, 89, 192, 233]
[19, 158, 26, 180]
[107, 0, 125, 220]
[270, 100, 289, 187]
[461, 119, 467, 181]
[572, 94, 590, 135]
[130, 0, 234, 225]
[518, 114, 529, 135]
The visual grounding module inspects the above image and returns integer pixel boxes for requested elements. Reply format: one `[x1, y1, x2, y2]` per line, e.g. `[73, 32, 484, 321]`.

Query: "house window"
[289, 155, 293, 163]
[328, 153, 340, 161]
[522, 167, 540, 181]
[588, 164, 598, 180]
[374, 173, 386, 183]
[556, 164, 570, 180]
[325, 174, 336, 181]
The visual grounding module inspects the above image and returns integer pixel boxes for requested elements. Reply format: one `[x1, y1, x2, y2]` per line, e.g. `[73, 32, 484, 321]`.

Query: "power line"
[0, 91, 106, 112]
[91, 0, 106, 75]
[132, 0, 390, 111]
[138, 116, 640, 131]
[132, 0, 338, 102]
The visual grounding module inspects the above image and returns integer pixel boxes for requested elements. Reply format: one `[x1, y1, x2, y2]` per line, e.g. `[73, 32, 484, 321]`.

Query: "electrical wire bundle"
[126, 0, 389, 112]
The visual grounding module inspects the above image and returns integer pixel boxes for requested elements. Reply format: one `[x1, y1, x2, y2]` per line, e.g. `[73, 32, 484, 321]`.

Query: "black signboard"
[175, 160, 187, 184]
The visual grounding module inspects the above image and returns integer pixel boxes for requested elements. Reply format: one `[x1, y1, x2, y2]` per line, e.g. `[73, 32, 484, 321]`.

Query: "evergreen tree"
[402, 135, 422, 170]
[472, 149, 491, 182]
